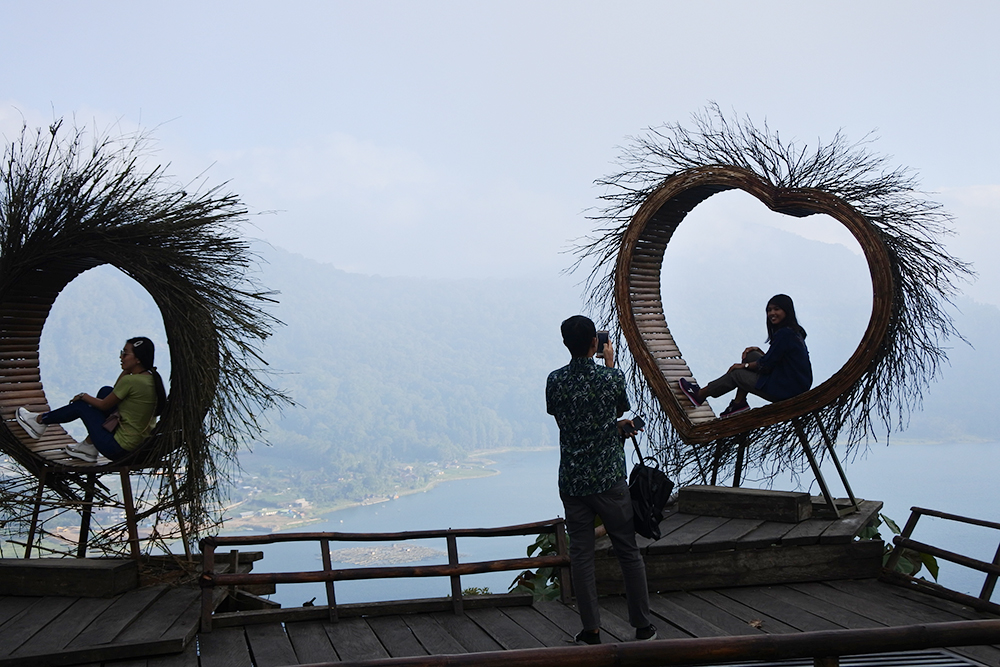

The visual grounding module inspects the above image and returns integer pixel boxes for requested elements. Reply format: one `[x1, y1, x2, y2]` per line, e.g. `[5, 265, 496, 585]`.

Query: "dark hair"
[561, 315, 597, 358]
[766, 294, 807, 342]
[127, 336, 168, 416]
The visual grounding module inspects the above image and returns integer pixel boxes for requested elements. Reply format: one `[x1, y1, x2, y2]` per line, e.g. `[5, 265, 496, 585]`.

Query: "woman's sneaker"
[720, 400, 750, 418]
[635, 624, 657, 641]
[573, 629, 601, 645]
[678, 378, 704, 407]
[66, 441, 99, 463]
[16, 407, 47, 439]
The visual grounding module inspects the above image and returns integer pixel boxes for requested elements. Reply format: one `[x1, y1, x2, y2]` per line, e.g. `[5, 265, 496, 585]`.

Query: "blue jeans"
[42, 386, 128, 461]
[561, 478, 652, 632]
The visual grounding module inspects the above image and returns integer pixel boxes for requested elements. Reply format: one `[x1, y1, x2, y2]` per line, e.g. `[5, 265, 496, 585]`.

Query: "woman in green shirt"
[17, 337, 167, 463]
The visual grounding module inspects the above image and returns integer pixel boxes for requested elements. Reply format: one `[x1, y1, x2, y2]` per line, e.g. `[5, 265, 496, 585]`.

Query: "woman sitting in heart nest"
[679, 294, 812, 418]
[16, 336, 167, 463]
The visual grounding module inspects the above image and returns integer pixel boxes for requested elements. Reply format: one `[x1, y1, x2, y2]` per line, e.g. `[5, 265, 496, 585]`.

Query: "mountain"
[32, 228, 995, 504]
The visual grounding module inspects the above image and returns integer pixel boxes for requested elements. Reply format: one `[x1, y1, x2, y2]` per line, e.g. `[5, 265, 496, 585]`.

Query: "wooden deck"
[4, 499, 999, 666]
[597, 499, 885, 594]
[3, 577, 999, 666]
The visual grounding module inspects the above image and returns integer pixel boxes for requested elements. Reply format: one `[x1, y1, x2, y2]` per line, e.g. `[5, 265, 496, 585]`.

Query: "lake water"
[243, 441, 1000, 608]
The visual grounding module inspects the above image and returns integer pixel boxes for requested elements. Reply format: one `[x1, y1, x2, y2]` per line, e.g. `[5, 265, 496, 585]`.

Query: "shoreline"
[220, 454, 517, 534]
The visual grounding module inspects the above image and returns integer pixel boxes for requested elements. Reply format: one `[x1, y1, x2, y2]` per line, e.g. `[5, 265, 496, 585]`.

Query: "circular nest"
[576, 105, 971, 485]
[0, 122, 287, 537]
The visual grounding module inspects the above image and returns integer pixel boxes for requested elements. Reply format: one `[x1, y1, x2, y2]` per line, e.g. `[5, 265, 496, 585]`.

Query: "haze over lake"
[246, 442, 999, 609]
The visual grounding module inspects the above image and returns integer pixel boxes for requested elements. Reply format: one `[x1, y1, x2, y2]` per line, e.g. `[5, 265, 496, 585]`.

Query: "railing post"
[321, 537, 338, 622]
[979, 541, 1000, 601]
[229, 549, 239, 598]
[200, 539, 216, 632]
[555, 520, 572, 604]
[447, 531, 463, 615]
[885, 508, 922, 573]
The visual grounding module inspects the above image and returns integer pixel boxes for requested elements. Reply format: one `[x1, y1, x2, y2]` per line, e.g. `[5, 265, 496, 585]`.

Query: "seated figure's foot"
[678, 378, 704, 407]
[16, 407, 47, 439]
[720, 400, 750, 418]
[635, 624, 657, 641]
[66, 441, 99, 463]
[573, 629, 601, 645]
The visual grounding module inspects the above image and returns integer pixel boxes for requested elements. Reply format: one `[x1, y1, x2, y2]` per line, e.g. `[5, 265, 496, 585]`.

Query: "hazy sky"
[2, 2, 998, 303]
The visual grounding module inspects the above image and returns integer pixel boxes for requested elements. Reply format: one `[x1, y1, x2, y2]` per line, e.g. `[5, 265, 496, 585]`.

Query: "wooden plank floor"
[3, 578, 998, 666]
[0, 584, 201, 667]
[635, 499, 885, 556]
[193, 580, 1000, 666]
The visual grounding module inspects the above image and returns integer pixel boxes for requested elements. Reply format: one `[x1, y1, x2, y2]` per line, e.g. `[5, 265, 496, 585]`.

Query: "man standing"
[546, 315, 656, 644]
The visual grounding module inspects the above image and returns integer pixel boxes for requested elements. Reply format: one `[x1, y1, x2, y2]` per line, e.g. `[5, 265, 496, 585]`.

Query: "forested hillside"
[34, 231, 996, 508]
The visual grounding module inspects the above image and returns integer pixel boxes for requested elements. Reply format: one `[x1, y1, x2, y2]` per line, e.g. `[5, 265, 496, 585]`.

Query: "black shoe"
[679, 378, 704, 407]
[574, 629, 601, 645]
[720, 400, 750, 418]
[635, 624, 657, 641]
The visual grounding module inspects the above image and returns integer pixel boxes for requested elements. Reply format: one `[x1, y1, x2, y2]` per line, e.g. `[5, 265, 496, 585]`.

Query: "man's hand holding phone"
[618, 415, 645, 438]
[596, 330, 614, 368]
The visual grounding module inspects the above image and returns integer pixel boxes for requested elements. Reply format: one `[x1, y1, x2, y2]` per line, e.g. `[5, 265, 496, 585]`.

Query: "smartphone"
[622, 416, 645, 438]
[596, 330, 609, 357]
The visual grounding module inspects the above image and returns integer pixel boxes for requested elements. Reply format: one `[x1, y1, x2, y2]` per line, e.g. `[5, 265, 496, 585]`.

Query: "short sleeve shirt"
[112, 373, 157, 451]
[546, 357, 630, 496]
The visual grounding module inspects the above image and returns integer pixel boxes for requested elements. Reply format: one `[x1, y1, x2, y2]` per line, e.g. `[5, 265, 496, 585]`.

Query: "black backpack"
[628, 436, 674, 540]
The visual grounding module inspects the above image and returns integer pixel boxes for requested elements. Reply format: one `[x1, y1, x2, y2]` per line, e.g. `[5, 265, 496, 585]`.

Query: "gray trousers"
[703, 350, 775, 402]
[561, 478, 653, 632]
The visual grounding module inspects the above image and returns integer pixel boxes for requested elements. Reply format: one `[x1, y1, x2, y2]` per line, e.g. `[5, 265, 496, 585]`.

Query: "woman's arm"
[73, 390, 121, 412]
[755, 328, 797, 374]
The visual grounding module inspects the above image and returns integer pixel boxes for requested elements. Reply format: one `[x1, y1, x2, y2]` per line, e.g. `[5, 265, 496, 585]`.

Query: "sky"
[2, 2, 999, 304]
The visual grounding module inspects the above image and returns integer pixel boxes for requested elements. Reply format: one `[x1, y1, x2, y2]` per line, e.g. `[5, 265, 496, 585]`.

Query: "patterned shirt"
[546, 357, 630, 496]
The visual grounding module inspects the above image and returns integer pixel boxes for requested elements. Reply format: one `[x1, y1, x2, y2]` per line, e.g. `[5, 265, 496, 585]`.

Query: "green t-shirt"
[112, 373, 157, 451]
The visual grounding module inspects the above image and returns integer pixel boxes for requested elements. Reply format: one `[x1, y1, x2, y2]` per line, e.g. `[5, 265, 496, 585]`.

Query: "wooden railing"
[883, 506, 1000, 614]
[198, 517, 569, 632]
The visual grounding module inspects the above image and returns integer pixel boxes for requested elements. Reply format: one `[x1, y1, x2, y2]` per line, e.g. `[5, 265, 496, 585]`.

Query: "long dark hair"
[765, 294, 807, 342]
[127, 336, 168, 416]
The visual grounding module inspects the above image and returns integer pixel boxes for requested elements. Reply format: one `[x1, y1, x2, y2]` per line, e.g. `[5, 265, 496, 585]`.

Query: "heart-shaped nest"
[576, 105, 971, 485]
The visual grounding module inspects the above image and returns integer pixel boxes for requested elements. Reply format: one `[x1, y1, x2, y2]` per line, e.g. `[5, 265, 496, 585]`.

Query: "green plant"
[859, 513, 939, 581]
[461, 586, 491, 596]
[509, 532, 563, 601]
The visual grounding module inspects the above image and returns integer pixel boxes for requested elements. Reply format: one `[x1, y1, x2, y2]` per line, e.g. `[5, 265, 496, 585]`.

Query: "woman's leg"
[702, 367, 760, 400]
[732, 350, 764, 404]
[44, 387, 127, 460]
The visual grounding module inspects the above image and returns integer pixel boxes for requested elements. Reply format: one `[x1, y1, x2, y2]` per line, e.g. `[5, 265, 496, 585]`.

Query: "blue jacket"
[755, 327, 812, 401]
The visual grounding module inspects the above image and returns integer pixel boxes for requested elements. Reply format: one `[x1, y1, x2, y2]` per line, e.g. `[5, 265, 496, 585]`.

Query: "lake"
[244, 441, 1000, 608]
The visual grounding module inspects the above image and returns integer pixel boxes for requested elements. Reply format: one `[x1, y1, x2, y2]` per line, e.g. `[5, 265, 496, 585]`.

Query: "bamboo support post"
[76, 474, 96, 558]
[167, 473, 191, 560]
[815, 416, 858, 511]
[119, 467, 142, 561]
[792, 418, 840, 518]
[24, 470, 47, 559]
[733, 434, 747, 488]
